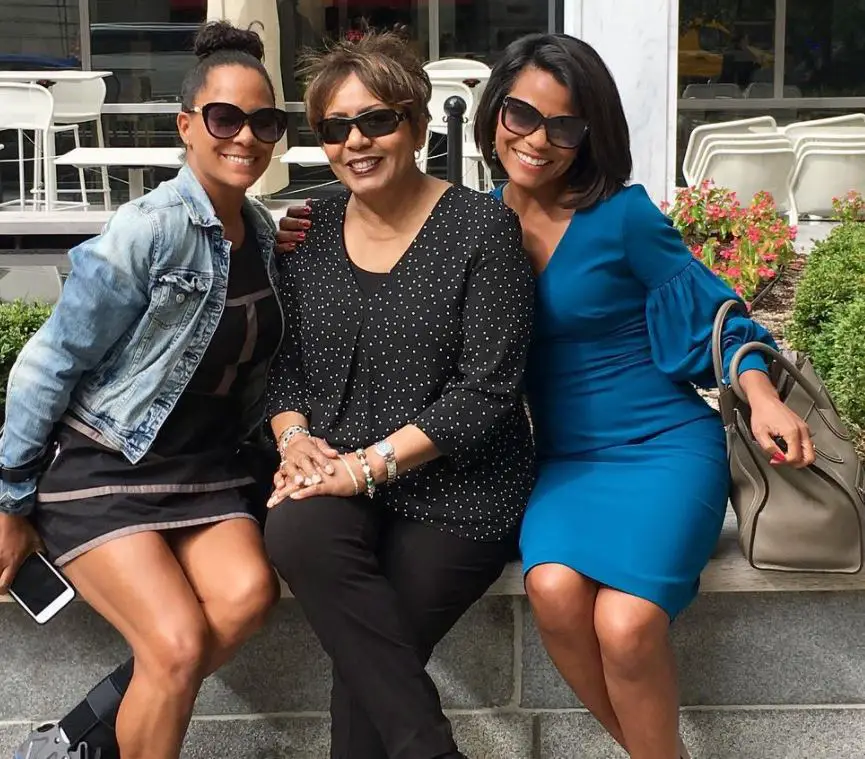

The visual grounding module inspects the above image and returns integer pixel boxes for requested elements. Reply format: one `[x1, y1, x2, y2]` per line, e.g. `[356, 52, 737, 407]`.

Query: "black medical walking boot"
[13, 722, 101, 759]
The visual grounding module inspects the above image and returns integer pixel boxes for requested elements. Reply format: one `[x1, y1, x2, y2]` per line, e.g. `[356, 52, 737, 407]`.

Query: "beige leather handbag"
[713, 299, 865, 573]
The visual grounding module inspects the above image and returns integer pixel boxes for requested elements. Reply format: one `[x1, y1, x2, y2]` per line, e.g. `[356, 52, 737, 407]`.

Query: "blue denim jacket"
[0, 165, 284, 515]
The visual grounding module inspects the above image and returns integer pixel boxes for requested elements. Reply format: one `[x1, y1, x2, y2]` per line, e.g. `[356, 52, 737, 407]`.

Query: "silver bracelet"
[340, 456, 361, 496]
[278, 425, 309, 457]
[373, 440, 398, 485]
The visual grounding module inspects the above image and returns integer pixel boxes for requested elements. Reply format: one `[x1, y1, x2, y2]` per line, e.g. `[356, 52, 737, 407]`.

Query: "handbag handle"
[712, 298, 828, 413]
[711, 298, 746, 390]
[729, 341, 830, 410]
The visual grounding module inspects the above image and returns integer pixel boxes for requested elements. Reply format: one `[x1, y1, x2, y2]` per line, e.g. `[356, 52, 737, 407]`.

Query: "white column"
[208, 0, 289, 197]
[563, 0, 678, 204]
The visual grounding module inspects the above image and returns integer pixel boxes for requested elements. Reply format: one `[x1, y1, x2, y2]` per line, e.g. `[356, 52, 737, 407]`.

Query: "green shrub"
[819, 298, 865, 433]
[787, 223, 865, 372]
[0, 300, 53, 421]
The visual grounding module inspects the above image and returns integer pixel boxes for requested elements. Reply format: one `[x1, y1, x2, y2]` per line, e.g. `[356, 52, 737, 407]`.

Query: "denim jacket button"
[175, 293, 186, 304]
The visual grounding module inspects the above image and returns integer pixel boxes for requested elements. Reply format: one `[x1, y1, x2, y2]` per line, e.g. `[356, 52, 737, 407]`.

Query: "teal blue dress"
[494, 183, 775, 619]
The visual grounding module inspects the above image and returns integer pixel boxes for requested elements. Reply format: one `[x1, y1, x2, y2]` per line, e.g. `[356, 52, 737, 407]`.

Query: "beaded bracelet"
[354, 448, 376, 498]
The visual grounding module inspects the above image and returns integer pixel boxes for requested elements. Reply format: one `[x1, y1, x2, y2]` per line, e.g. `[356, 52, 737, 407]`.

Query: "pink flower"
[727, 266, 741, 278]
[734, 285, 745, 296]
[758, 267, 776, 279]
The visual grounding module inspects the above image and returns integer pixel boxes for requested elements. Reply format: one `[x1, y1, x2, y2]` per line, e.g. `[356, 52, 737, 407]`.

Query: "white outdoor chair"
[424, 58, 490, 73]
[0, 82, 55, 211]
[692, 145, 797, 224]
[791, 133, 865, 157]
[682, 116, 777, 185]
[686, 133, 791, 185]
[743, 83, 803, 98]
[782, 114, 865, 140]
[681, 83, 743, 99]
[35, 78, 111, 210]
[791, 146, 865, 219]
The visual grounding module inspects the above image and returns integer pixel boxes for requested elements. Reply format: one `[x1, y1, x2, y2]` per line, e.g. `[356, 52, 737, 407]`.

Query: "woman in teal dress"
[275, 32, 815, 759]
[470, 35, 815, 759]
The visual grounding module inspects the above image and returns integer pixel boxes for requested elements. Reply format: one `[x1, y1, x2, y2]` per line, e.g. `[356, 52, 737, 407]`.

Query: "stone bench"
[3, 511, 865, 758]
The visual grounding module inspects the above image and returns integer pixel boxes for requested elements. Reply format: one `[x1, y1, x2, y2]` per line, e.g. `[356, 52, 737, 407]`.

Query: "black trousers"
[264, 495, 513, 759]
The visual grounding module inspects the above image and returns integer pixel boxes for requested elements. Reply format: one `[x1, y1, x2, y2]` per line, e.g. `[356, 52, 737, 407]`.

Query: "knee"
[135, 619, 211, 691]
[525, 564, 596, 636]
[213, 563, 279, 638]
[264, 498, 341, 583]
[594, 599, 669, 680]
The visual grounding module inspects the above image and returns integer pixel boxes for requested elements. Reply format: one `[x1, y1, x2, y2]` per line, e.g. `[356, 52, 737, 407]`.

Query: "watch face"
[375, 441, 394, 456]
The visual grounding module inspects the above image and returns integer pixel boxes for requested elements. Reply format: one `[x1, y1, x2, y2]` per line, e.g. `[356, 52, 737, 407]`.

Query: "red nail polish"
[298, 232, 306, 240]
[771, 452, 785, 463]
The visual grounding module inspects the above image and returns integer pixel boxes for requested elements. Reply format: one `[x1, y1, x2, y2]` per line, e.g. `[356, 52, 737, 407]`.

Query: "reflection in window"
[438, 1, 557, 64]
[786, 0, 865, 97]
[678, 0, 775, 98]
[0, 0, 80, 69]
[89, 0, 206, 102]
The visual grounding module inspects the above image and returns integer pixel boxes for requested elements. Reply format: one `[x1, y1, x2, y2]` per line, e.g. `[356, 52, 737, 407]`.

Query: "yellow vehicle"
[679, 19, 773, 82]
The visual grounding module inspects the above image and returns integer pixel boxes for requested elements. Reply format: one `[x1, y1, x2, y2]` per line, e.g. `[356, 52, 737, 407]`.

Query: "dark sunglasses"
[501, 96, 588, 150]
[316, 108, 408, 145]
[185, 102, 288, 144]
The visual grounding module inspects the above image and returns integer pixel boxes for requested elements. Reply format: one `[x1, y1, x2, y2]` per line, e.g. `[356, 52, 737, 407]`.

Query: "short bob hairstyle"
[299, 31, 431, 136]
[474, 33, 632, 210]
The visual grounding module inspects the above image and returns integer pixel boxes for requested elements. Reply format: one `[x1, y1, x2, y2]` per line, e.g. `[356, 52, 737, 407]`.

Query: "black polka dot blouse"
[266, 185, 536, 542]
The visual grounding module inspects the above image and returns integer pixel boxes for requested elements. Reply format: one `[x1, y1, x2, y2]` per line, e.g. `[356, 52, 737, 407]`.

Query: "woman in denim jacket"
[1, 21, 288, 759]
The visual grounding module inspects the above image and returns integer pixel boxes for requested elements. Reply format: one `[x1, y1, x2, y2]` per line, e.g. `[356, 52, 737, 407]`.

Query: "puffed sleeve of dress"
[622, 185, 777, 388]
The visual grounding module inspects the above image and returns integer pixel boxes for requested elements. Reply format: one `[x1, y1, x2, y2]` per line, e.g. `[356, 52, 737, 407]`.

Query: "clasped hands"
[267, 434, 369, 508]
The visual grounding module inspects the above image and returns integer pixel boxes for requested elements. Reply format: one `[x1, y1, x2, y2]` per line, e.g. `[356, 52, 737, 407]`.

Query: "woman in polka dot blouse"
[263, 32, 535, 759]
[278, 31, 814, 759]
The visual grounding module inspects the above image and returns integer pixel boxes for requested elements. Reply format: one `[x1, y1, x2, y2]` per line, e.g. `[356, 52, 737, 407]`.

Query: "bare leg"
[525, 565, 627, 750]
[167, 517, 279, 674]
[63, 532, 212, 759]
[594, 588, 680, 759]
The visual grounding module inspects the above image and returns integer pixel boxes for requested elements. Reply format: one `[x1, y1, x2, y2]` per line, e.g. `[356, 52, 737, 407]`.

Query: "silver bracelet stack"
[278, 425, 309, 459]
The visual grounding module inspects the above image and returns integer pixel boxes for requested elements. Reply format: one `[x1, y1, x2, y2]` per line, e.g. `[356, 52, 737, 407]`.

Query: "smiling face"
[494, 66, 580, 195]
[177, 63, 275, 194]
[319, 72, 425, 198]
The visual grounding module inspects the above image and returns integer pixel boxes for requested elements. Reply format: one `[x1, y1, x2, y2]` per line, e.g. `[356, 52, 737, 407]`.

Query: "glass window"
[438, 0, 558, 64]
[785, 0, 865, 97]
[678, 0, 776, 98]
[279, 1, 431, 107]
[0, 0, 81, 70]
[89, 0, 206, 102]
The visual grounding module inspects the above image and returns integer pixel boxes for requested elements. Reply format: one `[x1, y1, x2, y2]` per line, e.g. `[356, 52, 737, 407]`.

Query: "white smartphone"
[8, 551, 76, 624]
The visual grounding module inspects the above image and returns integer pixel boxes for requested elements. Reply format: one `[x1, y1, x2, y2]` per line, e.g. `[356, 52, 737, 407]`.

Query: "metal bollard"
[444, 95, 467, 185]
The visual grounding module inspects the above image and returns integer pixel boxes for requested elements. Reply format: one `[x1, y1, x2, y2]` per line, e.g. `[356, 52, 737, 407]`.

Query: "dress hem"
[520, 557, 697, 621]
[55, 512, 258, 567]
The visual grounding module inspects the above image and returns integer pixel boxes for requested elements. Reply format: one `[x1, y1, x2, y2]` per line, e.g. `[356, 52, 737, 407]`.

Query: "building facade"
[2, 0, 865, 202]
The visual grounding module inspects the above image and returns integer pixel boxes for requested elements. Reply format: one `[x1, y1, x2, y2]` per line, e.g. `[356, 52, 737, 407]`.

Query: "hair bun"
[194, 20, 265, 62]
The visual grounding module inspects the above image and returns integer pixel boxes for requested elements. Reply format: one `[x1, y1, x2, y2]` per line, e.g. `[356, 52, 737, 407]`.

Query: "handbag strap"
[711, 299, 747, 425]
[729, 341, 829, 410]
[711, 299, 746, 390]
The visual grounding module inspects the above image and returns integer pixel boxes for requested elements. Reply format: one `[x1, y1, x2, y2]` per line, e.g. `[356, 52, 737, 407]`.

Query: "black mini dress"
[33, 220, 282, 566]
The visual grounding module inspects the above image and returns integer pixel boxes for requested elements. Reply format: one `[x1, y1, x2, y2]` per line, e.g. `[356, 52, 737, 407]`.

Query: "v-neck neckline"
[338, 185, 457, 297]
[498, 182, 576, 280]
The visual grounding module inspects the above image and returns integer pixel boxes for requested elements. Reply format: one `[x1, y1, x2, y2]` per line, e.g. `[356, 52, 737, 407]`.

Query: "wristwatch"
[373, 440, 398, 485]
